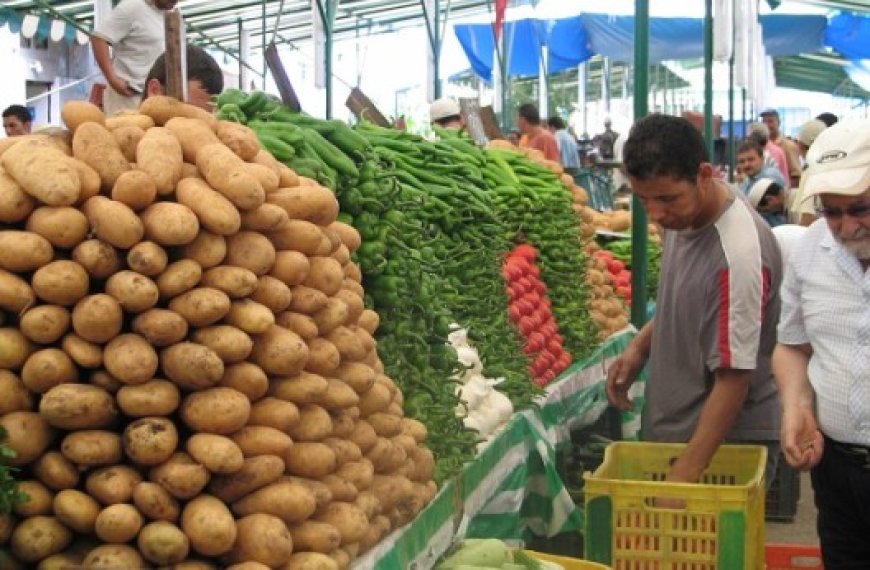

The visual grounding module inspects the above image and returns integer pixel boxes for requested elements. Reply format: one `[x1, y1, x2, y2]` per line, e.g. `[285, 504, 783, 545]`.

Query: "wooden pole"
[164, 9, 186, 101]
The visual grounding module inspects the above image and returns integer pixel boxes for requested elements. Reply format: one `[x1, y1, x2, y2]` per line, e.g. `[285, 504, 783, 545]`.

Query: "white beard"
[835, 228, 870, 260]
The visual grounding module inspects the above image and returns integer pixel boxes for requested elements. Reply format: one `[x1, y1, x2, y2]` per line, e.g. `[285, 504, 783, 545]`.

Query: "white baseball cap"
[803, 118, 870, 199]
[796, 119, 826, 147]
[429, 98, 461, 122]
[747, 177, 779, 208]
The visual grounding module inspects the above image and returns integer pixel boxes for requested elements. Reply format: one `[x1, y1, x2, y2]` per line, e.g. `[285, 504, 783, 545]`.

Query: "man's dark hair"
[758, 181, 783, 207]
[434, 115, 461, 127]
[747, 123, 769, 147]
[622, 114, 708, 183]
[2, 105, 31, 124]
[547, 116, 565, 130]
[738, 140, 764, 158]
[815, 112, 838, 127]
[759, 109, 779, 121]
[517, 103, 541, 125]
[145, 44, 224, 97]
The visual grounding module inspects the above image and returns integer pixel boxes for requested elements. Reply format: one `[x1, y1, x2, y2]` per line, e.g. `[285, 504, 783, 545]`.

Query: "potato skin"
[136, 125, 183, 195]
[132, 481, 180, 522]
[208, 455, 285, 504]
[122, 417, 179, 466]
[10, 515, 72, 563]
[180, 388, 250, 435]
[83, 196, 144, 249]
[61, 430, 122, 467]
[169, 287, 231, 327]
[141, 201, 200, 246]
[116, 379, 181, 417]
[72, 121, 131, 189]
[39, 383, 117, 430]
[149, 452, 210, 500]
[228, 514, 294, 568]
[32, 451, 79, 491]
[103, 333, 159, 386]
[31, 260, 90, 306]
[186, 434, 245, 474]
[82, 544, 146, 569]
[53, 488, 101, 533]
[181, 494, 237, 557]
[160, 342, 225, 391]
[20, 305, 70, 345]
[21, 348, 78, 394]
[157, 259, 202, 299]
[72, 239, 122, 280]
[71, 294, 124, 343]
[137, 520, 190, 565]
[2, 139, 81, 206]
[131, 308, 189, 347]
[85, 465, 142, 505]
[176, 177, 241, 236]
[26, 206, 89, 249]
[94, 503, 144, 544]
[0, 370, 33, 414]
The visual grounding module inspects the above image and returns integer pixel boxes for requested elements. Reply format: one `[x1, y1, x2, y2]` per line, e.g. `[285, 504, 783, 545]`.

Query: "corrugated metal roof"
[774, 53, 870, 99]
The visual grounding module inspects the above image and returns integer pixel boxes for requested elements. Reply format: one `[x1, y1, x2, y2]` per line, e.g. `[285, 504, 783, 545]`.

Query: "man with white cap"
[773, 117, 870, 567]
[788, 119, 829, 226]
[746, 177, 787, 227]
[429, 98, 464, 130]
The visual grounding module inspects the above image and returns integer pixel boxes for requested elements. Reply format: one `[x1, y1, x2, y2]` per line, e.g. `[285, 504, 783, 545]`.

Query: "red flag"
[494, 0, 507, 39]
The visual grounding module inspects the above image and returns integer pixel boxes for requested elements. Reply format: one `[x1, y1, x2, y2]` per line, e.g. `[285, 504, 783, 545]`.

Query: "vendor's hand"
[605, 344, 647, 411]
[108, 76, 135, 97]
[781, 407, 824, 471]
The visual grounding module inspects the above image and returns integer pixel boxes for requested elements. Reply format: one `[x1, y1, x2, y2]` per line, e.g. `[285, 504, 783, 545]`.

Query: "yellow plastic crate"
[583, 442, 766, 570]
[527, 550, 611, 569]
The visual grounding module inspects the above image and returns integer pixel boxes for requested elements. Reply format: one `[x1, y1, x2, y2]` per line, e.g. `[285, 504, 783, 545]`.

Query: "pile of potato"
[0, 97, 436, 570]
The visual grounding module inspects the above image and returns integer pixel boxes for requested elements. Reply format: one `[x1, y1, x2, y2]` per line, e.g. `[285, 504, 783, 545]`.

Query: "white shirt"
[777, 219, 870, 446]
[92, 0, 166, 89]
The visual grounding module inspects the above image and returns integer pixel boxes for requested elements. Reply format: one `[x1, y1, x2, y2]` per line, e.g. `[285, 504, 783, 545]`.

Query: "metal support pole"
[578, 64, 587, 137]
[238, 19, 244, 89]
[261, 0, 267, 89]
[727, 0, 736, 183]
[631, 0, 649, 328]
[704, 0, 714, 160]
[314, 0, 337, 118]
[421, 0, 443, 100]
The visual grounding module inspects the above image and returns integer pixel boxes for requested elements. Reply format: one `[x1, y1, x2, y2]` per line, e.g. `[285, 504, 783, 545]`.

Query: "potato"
[181, 494, 236, 557]
[366, 438, 407, 474]
[81, 544, 145, 569]
[302, 257, 344, 297]
[353, 491, 381, 520]
[0, 166, 36, 223]
[89, 371, 122, 395]
[250, 275, 293, 313]
[132, 481, 180, 522]
[201, 265, 258, 298]
[15, 480, 54, 516]
[216, 121, 260, 161]
[291, 520, 341, 554]
[20, 305, 70, 344]
[83, 196, 144, 249]
[367, 413, 403, 438]
[336, 459, 375, 492]
[323, 438, 362, 466]
[284, 442, 337, 479]
[269, 373, 329, 405]
[141, 201, 200, 246]
[116, 381, 179, 419]
[10, 516, 72, 563]
[131, 308, 188, 346]
[2, 139, 80, 206]
[186, 434, 244, 475]
[136, 125, 184, 195]
[230, 425, 293, 458]
[111, 169, 156, 211]
[232, 479, 316, 524]
[196, 143, 265, 210]
[127, 241, 167, 276]
[0, 513, 12, 545]
[248, 397, 299, 432]
[149, 452, 210, 500]
[207, 298, 269, 336]
[0, 372, 30, 417]
[322, 474, 358, 503]
[157, 259, 202, 299]
[305, 338, 341, 376]
[269, 251, 310, 287]
[208, 455, 285, 503]
[282, 476, 332, 510]
[26, 206, 89, 249]
[176, 177, 241, 236]
[70, 294, 123, 343]
[326, 326, 368, 361]
[61, 430, 121, 467]
[218, 362, 268, 401]
[226, 563, 271, 570]
[287, 404, 333, 442]
[347, 421, 378, 454]
[312, 298, 349, 336]
[334, 362, 376, 394]
[190, 325, 252, 364]
[69, 157, 101, 206]
[160, 342, 224, 390]
[53, 489, 100, 533]
[72, 121, 130, 189]
[105, 271, 159, 313]
[31, 261, 89, 307]
[123, 417, 178, 466]
[103, 334, 159, 385]
[357, 383, 392, 416]
[33, 452, 78, 491]
[181, 230, 226, 269]
[137, 521, 189, 565]
[284, 552, 340, 570]
[344, 262, 363, 284]
[21, 348, 78, 393]
[268, 219, 323, 255]
[250, 324, 309, 376]
[228, 514, 293, 568]
[370, 474, 414, 512]
[331, 243, 351, 266]
[267, 185, 339, 226]
[407, 446, 435, 483]
[94, 503, 143, 543]
[111, 124, 144, 163]
[165, 117, 221, 163]
[0, 329, 33, 371]
[240, 203, 288, 232]
[276, 311, 319, 340]
[62, 100, 104, 131]
[225, 231, 276, 276]
[331, 291, 363, 329]
[38, 551, 88, 570]
[401, 417, 428, 444]
[59, 334, 101, 369]
[169, 287, 231, 327]
[181, 387, 250, 435]
[330, 411, 357, 439]
[72, 239, 122, 280]
[0, 230, 53, 272]
[39, 383, 116, 430]
[289, 285, 329, 315]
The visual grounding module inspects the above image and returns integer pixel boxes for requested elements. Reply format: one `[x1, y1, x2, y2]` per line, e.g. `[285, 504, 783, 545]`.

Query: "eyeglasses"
[815, 202, 870, 220]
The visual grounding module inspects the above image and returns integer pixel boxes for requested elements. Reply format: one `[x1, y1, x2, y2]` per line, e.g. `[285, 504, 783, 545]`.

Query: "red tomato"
[534, 279, 547, 295]
[617, 286, 632, 300]
[513, 244, 538, 262]
[614, 272, 631, 288]
[508, 304, 523, 322]
[556, 352, 573, 371]
[607, 259, 625, 274]
[594, 250, 614, 262]
[528, 264, 541, 278]
[542, 370, 557, 384]
[547, 336, 563, 354]
[502, 263, 524, 281]
[518, 315, 536, 336]
[536, 350, 555, 370]
[517, 276, 534, 294]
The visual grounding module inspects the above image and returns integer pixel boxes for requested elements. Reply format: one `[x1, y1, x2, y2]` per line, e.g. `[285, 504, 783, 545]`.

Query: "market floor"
[765, 471, 819, 546]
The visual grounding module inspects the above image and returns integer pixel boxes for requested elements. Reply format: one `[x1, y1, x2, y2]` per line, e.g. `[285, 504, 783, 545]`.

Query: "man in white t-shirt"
[91, 0, 179, 116]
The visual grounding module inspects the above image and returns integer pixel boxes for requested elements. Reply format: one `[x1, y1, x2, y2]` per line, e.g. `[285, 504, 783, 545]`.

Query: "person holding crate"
[773, 119, 870, 568]
[605, 114, 783, 492]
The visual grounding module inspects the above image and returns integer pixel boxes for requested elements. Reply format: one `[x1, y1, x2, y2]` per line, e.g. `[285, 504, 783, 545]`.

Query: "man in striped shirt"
[606, 114, 782, 486]
[773, 118, 870, 568]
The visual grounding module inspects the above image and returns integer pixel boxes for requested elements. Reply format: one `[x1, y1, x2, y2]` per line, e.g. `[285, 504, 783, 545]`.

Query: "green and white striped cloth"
[353, 329, 646, 570]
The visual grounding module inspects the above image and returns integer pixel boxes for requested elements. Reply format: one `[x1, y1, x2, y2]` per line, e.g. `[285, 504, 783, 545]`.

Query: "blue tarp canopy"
[454, 13, 832, 79]
[825, 12, 870, 60]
